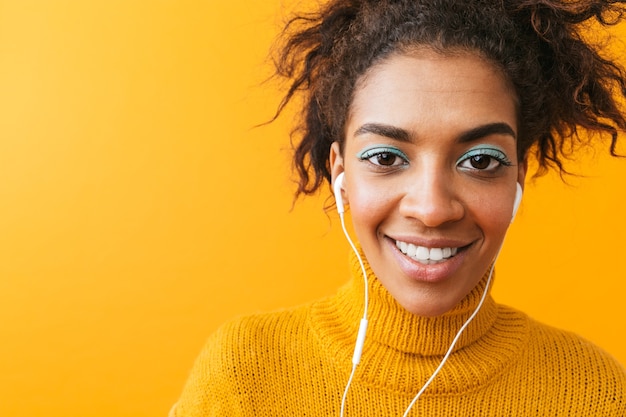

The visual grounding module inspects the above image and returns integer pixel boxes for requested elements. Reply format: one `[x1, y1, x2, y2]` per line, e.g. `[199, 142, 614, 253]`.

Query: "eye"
[464, 154, 500, 170]
[358, 146, 409, 168]
[457, 147, 512, 173]
[371, 152, 402, 166]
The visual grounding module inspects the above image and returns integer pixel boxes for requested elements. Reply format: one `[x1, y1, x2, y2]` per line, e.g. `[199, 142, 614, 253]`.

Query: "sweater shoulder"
[203, 303, 315, 369]
[526, 316, 625, 371]
[521, 313, 626, 413]
[172, 304, 315, 416]
[493, 304, 625, 414]
[496, 303, 624, 371]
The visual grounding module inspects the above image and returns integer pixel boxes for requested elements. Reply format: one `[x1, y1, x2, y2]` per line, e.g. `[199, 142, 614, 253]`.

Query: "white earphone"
[334, 172, 346, 214]
[512, 182, 523, 223]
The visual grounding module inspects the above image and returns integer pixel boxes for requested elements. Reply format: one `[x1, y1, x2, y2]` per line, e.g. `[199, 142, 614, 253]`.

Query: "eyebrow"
[353, 122, 517, 142]
[353, 123, 411, 142]
[458, 122, 517, 143]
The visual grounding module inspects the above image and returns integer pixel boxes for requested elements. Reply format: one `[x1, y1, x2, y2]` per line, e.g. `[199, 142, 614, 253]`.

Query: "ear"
[329, 141, 347, 199]
[510, 157, 528, 223]
[517, 157, 528, 191]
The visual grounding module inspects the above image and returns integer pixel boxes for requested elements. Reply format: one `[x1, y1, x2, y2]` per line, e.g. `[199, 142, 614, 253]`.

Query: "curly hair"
[272, 0, 626, 196]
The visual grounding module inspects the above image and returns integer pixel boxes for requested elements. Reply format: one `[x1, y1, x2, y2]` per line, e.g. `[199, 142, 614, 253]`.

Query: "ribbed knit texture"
[172, 253, 626, 416]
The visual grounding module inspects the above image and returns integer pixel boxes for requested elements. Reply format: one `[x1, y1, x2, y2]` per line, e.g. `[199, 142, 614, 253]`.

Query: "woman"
[171, 0, 626, 415]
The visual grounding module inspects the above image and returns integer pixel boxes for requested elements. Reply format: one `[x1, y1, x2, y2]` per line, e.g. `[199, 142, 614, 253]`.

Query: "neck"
[336, 251, 498, 356]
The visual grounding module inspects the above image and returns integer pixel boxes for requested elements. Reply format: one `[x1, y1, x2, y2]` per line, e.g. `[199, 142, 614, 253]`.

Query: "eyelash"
[357, 145, 512, 174]
[457, 147, 513, 172]
[357, 146, 409, 168]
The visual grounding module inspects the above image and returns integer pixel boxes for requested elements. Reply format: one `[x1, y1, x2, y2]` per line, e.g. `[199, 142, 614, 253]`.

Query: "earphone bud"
[512, 182, 523, 223]
[334, 172, 346, 214]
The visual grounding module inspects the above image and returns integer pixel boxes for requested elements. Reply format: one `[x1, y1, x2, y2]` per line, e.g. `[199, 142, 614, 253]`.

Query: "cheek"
[468, 196, 513, 241]
[347, 184, 397, 237]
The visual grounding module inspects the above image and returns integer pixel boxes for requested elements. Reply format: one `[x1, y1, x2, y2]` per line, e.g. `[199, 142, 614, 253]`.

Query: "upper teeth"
[396, 240, 458, 263]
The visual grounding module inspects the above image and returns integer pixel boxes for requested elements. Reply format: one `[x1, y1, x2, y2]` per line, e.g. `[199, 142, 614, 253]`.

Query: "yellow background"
[0, 1, 624, 416]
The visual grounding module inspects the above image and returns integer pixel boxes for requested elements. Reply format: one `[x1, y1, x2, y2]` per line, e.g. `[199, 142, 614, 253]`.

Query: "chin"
[386, 286, 464, 316]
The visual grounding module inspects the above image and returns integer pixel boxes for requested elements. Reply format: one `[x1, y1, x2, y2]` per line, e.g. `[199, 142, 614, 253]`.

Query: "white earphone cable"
[401, 251, 498, 416]
[339, 211, 369, 417]
[335, 173, 520, 416]
[338, 211, 502, 416]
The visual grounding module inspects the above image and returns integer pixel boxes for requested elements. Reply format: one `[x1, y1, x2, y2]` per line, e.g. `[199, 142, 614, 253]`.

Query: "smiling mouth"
[395, 240, 460, 265]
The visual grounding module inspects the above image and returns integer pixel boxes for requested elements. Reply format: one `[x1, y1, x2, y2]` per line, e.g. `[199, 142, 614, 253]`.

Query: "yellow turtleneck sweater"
[171, 253, 626, 416]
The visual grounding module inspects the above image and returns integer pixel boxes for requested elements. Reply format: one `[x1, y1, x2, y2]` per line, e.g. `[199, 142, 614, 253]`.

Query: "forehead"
[347, 49, 518, 136]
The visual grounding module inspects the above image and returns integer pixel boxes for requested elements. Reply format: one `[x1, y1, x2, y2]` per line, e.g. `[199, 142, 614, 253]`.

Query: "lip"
[385, 236, 473, 283]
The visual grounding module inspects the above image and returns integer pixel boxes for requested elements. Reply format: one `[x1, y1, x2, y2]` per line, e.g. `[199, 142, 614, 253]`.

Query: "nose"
[397, 171, 465, 227]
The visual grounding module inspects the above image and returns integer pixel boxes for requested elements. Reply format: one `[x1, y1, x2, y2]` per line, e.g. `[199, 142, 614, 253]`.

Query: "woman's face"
[330, 49, 525, 316]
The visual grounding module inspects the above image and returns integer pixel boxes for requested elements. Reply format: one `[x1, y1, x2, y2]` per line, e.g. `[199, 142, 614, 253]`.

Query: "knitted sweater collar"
[323, 250, 498, 357]
[309, 251, 527, 394]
